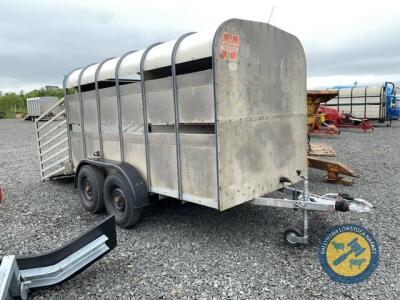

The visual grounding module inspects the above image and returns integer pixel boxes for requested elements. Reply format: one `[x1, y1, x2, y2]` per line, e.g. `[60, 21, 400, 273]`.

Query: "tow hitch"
[250, 171, 372, 245]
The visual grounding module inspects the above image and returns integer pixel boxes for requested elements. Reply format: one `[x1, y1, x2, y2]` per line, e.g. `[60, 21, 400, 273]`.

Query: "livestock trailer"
[34, 19, 371, 245]
[26, 97, 60, 120]
[321, 82, 400, 123]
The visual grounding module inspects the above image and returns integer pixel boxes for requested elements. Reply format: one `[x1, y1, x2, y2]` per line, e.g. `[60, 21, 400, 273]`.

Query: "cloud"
[0, 0, 183, 91]
[0, 0, 400, 91]
[306, 23, 400, 77]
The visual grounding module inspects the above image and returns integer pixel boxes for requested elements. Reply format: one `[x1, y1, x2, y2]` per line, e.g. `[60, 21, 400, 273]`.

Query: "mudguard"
[75, 158, 149, 209]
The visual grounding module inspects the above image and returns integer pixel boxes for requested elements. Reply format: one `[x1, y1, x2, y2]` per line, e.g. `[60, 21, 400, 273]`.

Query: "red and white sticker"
[219, 32, 240, 61]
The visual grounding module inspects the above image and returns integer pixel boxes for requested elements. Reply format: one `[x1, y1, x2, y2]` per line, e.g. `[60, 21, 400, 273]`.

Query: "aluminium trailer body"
[35, 19, 372, 245]
[65, 18, 307, 212]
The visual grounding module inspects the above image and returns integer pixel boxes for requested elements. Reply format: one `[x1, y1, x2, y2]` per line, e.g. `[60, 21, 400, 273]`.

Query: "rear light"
[0, 187, 4, 203]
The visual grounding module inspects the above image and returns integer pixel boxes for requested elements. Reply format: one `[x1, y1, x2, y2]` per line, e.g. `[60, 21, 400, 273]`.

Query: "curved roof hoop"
[171, 32, 196, 200]
[94, 57, 116, 158]
[77, 63, 97, 158]
[115, 50, 138, 162]
[62, 67, 82, 162]
[140, 42, 163, 188]
[211, 24, 225, 209]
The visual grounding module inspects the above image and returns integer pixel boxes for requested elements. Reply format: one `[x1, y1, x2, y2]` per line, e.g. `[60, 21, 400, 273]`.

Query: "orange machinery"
[307, 90, 358, 185]
[307, 90, 340, 135]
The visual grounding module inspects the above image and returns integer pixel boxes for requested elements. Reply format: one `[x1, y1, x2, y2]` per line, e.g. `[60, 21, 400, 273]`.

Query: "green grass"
[0, 109, 26, 119]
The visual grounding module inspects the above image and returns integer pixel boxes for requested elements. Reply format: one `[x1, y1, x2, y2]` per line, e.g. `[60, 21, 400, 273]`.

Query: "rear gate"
[35, 98, 70, 180]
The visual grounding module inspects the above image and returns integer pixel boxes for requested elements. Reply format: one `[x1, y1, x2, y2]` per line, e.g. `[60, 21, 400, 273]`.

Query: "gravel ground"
[0, 119, 399, 299]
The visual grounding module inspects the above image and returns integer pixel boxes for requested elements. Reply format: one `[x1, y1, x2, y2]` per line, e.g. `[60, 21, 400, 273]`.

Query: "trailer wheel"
[103, 173, 142, 228]
[283, 229, 301, 246]
[77, 165, 105, 213]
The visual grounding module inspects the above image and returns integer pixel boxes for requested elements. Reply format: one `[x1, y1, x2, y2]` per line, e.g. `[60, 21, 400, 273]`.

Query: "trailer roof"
[66, 30, 215, 88]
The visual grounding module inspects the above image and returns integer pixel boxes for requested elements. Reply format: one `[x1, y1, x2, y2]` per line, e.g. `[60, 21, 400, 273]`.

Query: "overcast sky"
[1, 0, 399, 92]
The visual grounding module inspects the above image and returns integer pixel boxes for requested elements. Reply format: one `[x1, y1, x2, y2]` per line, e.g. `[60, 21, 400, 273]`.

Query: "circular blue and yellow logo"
[319, 224, 379, 284]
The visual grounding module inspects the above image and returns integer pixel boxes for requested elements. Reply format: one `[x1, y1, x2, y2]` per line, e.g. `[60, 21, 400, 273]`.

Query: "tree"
[0, 87, 64, 119]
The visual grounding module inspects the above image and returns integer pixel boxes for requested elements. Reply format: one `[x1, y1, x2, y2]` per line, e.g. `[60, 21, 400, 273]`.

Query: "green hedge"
[0, 88, 64, 119]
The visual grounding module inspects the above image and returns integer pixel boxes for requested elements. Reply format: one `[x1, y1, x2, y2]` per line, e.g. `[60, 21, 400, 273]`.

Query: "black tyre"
[104, 173, 142, 228]
[77, 165, 105, 213]
[283, 229, 301, 246]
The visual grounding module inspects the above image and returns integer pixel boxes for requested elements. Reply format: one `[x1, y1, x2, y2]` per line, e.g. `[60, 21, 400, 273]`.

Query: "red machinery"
[0, 186, 4, 203]
[307, 90, 340, 135]
[318, 106, 374, 132]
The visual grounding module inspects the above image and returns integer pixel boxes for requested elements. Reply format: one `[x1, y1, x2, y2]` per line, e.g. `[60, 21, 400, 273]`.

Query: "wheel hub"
[286, 232, 298, 244]
[82, 178, 93, 201]
[112, 188, 125, 212]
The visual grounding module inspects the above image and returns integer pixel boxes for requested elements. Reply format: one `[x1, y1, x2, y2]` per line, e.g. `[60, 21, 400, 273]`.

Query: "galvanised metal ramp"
[0, 216, 116, 300]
